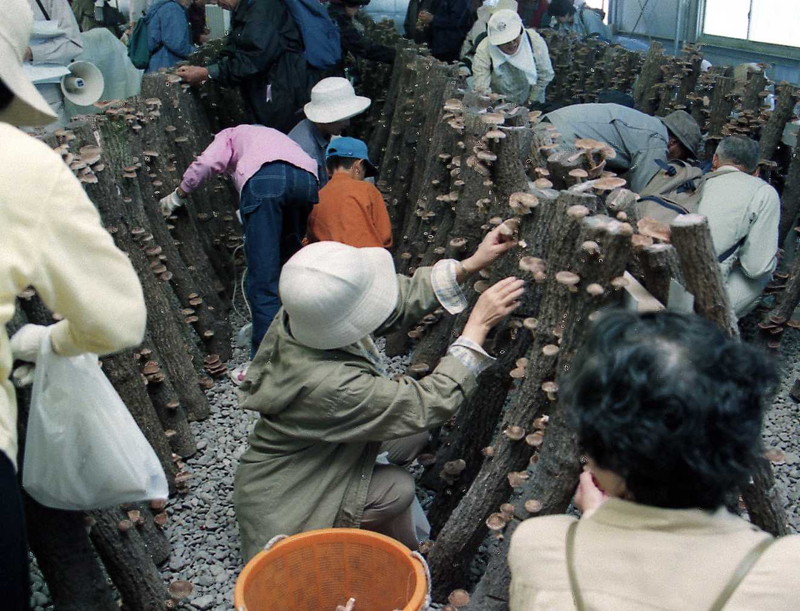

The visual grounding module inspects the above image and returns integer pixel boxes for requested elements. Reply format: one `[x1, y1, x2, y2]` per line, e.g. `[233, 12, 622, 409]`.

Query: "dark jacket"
[206, 0, 320, 133]
[327, 4, 396, 65]
[429, 0, 471, 63]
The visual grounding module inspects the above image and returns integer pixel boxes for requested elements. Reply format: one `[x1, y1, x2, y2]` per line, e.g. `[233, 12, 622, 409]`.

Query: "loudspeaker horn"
[60, 61, 104, 106]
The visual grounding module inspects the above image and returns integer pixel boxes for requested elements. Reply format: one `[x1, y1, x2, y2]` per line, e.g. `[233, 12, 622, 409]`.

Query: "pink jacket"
[179, 125, 318, 195]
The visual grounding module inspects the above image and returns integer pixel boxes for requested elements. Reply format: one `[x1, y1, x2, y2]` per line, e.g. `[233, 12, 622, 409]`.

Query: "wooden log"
[88, 507, 170, 610]
[125, 502, 171, 566]
[424, 125, 543, 530]
[639, 243, 684, 306]
[460, 214, 633, 608]
[140, 76, 241, 303]
[741, 457, 791, 537]
[633, 42, 665, 115]
[137, 340, 197, 458]
[24, 497, 119, 611]
[427, 196, 630, 600]
[742, 69, 769, 113]
[779, 131, 800, 245]
[760, 82, 798, 162]
[85, 165, 211, 420]
[707, 76, 735, 139]
[771, 250, 800, 322]
[670, 214, 739, 338]
[102, 349, 179, 490]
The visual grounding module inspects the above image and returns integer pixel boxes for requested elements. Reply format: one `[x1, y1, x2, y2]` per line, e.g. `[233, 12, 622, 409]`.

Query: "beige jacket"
[472, 28, 554, 105]
[697, 166, 779, 317]
[1, 123, 146, 468]
[509, 498, 800, 610]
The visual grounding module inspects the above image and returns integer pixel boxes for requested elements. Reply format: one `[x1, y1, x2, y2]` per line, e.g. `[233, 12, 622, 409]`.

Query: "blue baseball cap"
[325, 137, 378, 177]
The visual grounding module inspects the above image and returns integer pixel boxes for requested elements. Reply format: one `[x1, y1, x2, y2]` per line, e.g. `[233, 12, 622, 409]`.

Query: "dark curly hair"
[562, 311, 777, 510]
[548, 0, 577, 18]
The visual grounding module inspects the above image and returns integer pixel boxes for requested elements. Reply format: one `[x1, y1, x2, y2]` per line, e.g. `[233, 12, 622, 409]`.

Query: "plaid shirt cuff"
[447, 336, 495, 376]
[431, 259, 468, 314]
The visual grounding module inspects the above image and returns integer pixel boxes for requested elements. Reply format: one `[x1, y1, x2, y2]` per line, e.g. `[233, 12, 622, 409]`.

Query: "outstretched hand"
[460, 224, 517, 279]
[176, 65, 209, 86]
[462, 276, 524, 346]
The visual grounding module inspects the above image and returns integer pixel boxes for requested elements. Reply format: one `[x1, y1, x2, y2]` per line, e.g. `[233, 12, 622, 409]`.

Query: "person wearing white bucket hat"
[289, 77, 371, 188]
[25, 0, 84, 127]
[234, 225, 524, 560]
[471, 8, 554, 106]
[1, 0, 147, 606]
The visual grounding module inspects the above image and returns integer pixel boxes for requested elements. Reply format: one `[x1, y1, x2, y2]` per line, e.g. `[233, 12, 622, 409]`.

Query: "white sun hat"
[487, 9, 524, 46]
[279, 242, 399, 350]
[0, 0, 57, 127]
[303, 77, 371, 124]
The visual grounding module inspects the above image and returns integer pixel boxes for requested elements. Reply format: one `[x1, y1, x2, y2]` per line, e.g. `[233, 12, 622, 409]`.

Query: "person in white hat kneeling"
[289, 77, 371, 188]
[471, 8, 554, 107]
[233, 226, 524, 560]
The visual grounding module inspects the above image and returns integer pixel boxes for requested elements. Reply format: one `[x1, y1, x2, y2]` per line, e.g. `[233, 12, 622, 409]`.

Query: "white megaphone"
[60, 61, 104, 106]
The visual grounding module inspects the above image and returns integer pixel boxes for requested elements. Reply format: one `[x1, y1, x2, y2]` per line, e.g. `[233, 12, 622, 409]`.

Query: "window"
[702, 0, 800, 48]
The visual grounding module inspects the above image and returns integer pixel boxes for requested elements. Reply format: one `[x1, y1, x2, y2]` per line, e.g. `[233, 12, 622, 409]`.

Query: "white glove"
[159, 189, 185, 216]
[10, 324, 50, 363]
[12, 364, 35, 387]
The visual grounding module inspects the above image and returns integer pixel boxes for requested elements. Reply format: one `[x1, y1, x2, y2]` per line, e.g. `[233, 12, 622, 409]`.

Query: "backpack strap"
[638, 195, 690, 216]
[718, 235, 747, 263]
[655, 158, 678, 176]
[708, 536, 777, 611]
[568, 519, 776, 611]
[565, 521, 587, 611]
[34, 0, 51, 21]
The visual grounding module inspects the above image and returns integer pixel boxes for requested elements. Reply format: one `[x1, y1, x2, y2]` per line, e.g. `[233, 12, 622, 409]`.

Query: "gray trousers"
[360, 432, 428, 550]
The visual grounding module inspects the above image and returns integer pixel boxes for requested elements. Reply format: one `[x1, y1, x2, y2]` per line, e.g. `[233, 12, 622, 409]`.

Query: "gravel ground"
[762, 326, 800, 532]
[28, 318, 800, 610]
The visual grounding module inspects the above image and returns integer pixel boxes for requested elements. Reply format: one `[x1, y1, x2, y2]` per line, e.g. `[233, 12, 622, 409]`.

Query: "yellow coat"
[0, 123, 146, 469]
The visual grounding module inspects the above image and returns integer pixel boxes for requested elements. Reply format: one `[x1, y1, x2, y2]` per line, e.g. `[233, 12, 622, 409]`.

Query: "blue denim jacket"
[146, 1, 195, 73]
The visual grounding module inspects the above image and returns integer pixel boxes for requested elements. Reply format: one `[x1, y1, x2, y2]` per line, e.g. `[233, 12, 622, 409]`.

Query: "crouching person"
[508, 311, 800, 610]
[234, 226, 523, 560]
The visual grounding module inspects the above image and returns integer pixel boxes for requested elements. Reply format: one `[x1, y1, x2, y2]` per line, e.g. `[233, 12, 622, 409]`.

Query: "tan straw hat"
[487, 9, 524, 46]
[279, 242, 399, 350]
[661, 110, 701, 158]
[303, 77, 371, 124]
[0, 0, 57, 127]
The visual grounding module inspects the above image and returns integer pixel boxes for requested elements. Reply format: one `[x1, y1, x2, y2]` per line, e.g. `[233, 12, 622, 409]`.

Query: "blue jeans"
[240, 162, 318, 356]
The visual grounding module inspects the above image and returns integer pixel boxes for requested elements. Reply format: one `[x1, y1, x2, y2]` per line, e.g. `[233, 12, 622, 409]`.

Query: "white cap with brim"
[487, 9, 524, 46]
[0, 0, 58, 127]
[279, 242, 399, 350]
[303, 77, 371, 125]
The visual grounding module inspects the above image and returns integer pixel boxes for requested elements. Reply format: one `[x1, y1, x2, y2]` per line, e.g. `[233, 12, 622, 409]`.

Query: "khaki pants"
[361, 432, 428, 549]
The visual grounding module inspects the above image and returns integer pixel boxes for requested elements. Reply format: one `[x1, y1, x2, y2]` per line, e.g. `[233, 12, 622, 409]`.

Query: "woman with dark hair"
[509, 311, 800, 610]
[547, 0, 610, 41]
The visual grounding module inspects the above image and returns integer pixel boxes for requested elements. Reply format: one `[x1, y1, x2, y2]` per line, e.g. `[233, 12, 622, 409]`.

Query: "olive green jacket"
[234, 267, 478, 561]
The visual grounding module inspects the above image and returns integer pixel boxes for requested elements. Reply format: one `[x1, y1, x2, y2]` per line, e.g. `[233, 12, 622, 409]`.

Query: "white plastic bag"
[22, 331, 168, 510]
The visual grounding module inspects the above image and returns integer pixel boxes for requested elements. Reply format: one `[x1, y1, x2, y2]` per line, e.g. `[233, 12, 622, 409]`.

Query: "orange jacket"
[306, 173, 393, 248]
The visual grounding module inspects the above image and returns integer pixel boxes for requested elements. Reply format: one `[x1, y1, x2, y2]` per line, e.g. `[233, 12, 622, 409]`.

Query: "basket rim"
[233, 528, 428, 611]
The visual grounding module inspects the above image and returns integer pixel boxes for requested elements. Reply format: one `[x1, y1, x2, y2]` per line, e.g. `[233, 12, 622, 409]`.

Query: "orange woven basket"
[234, 528, 428, 611]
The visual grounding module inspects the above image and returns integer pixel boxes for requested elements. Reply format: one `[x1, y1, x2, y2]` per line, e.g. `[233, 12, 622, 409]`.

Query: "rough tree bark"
[428, 190, 626, 599]
[88, 507, 170, 610]
[464, 213, 633, 609]
[760, 82, 798, 162]
[670, 214, 739, 338]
